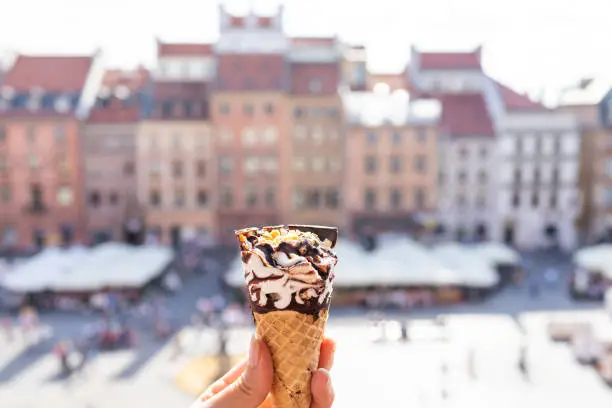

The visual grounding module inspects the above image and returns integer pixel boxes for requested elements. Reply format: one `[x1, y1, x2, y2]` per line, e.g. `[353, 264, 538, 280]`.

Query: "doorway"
[170, 225, 181, 249]
[503, 223, 515, 245]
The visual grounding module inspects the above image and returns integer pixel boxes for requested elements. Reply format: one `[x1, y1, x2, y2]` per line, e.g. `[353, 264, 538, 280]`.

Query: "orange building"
[0, 53, 103, 249]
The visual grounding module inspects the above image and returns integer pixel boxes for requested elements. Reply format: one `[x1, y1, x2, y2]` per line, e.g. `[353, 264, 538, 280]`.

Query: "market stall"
[571, 245, 612, 300]
[472, 242, 522, 286]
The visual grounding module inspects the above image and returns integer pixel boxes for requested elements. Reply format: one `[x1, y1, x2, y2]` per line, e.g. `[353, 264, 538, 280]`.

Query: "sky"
[1, 0, 611, 100]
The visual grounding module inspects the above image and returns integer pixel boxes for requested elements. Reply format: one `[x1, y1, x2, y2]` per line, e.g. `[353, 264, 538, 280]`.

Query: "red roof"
[440, 93, 494, 137]
[87, 106, 140, 123]
[2, 55, 93, 92]
[494, 80, 547, 111]
[419, 51, 481, 70]
[157, 42, 213, 57]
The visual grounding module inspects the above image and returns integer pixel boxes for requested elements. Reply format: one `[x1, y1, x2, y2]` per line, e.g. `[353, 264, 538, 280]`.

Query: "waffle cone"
[253, 309, 328, 408]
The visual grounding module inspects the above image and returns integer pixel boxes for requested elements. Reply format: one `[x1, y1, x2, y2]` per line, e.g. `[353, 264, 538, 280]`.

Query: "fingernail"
[248, 335, 260, 368]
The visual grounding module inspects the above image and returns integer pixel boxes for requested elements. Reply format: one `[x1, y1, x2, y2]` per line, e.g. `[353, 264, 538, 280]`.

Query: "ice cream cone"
[253, 310, 328, 408]
[235, 225, 338, 408]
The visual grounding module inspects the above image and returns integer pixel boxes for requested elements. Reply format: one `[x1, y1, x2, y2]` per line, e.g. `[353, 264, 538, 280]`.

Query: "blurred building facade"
[0, 53, 103, 249]
[0, 5, 599, 251]
[558, 79, 612, 244]
[84, 67, 149, 244]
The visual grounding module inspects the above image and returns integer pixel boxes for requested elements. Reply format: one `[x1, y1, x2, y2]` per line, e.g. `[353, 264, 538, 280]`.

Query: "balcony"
[23, 202, 48, 215]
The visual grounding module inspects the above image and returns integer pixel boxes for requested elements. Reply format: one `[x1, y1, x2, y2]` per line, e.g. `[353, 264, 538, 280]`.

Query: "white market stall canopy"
[0, 243, 174, 293]
[431, 243, 500, 288]
[472, 242, 521, 266]
[226, 238, 499, 289]
[573, 245, 612, 279]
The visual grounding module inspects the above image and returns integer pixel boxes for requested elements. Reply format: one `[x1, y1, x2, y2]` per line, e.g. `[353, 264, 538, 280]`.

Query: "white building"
[408, 47, 581, 250]
[495, 110, 581, 251]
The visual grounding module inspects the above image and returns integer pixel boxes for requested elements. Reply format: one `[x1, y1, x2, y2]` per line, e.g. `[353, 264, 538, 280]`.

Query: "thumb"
[203, 336, 273, 408]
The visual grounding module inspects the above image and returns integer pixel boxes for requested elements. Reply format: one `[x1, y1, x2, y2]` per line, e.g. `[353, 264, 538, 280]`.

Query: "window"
[479, 146, 488, 158]
[512, 192, 520, 208]
[57, 155, 69, 176]
[326, 188, 339, 209]
[263, 127, 277, 144]
[243, 103, 254, 116]
[28, 154, 40, 171]
[109, 192, 119, 205]
[438, 172, 445, 185]
[531, 191, 539, 208]
[390, 188, 402, 210]
[458, 171, 467, 184]
[27, 126, 36, 144]
[262, 158, 278, 173]
[293, 157, 307, 172]
[89, 191, 101, 208]
[242, 128, 257, 146]
[293, 188, 305, 209]
[516, 138, 523, 155]
[551, 168, 559, 184]
[365, 156, 377, 174]
[245, 187, 258, 208]
[219, 157, 233, 174]
[172, 161, 183, 178]
[364, 188, 376, 210]
[172, 134, 183, 150]
[220, 187, 233, 207]
[478, 171, 487, 184]
[124, 161, 135, 176]
[162, 101, 173, 116]
[312, 157, 325, 172]
[293, 125, 307, 141]
[308, 78, 323, 93]
[534, 169, 541, 184]
[174, 189, 185, 208]
[415, 128, 427, 143]
[534, 137, 542, 155]
[197, 190, 208, 207]
[150, 190, 161, 207]
[0, 155, 7, 173]
[414, 155, 427, 173]
[0, 126, 5, 143]
[244, 157, 260, 174]
[293, 107, 305, 119]
[458, 147, 468, 159]
[414, 188, 426, 209]
[312, 126, 324, 145]
[366, 132, 377, 146]
[391, 132, 402, 145]
[0, 185, 10, 203]
[30, 183, 43, 205]
[219, 103, 230, 115]
[265, 187, 276, 207]
[605, 159, 612, 176]
[306, 189, 321, 209]
[329, 159, 342, 173]
[553, 137, 561, 155]
[149, 162, 161, 176]
[550, 192, 557, 209]
[389, 156, 402, 173]
[476, 195, 486, 208]
[219, 129, 233, 144]
[264, 103, 274, 115]
[196, 160, 206, 177]
[514, 169, 522, 184]
[456, 194, 466, 208]
[54, 125, 66, 144]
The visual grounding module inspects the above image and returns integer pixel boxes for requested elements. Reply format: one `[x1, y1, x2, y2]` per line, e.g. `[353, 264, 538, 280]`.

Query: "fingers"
[310, 368, 335, 408]
[318, 337, 336, 371]
[200, 335, 273, 408]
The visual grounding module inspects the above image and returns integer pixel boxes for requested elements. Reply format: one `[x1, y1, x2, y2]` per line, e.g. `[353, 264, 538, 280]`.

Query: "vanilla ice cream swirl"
[236, 226, 338, 315]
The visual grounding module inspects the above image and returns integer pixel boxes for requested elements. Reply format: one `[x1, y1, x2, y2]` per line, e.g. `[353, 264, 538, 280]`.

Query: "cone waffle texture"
[253, 310, 328, 408]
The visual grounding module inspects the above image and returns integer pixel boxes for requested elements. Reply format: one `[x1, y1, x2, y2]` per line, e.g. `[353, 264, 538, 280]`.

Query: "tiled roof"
[419, 51, 481, 70]
[494, 80, 546, 111]
[2, 55, 93, 92]
[157, 42, 213, 57]
[440, 93, 494, 137]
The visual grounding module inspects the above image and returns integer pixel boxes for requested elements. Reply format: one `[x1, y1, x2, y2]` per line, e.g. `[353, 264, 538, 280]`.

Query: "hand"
[191, 336, 336, 408]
